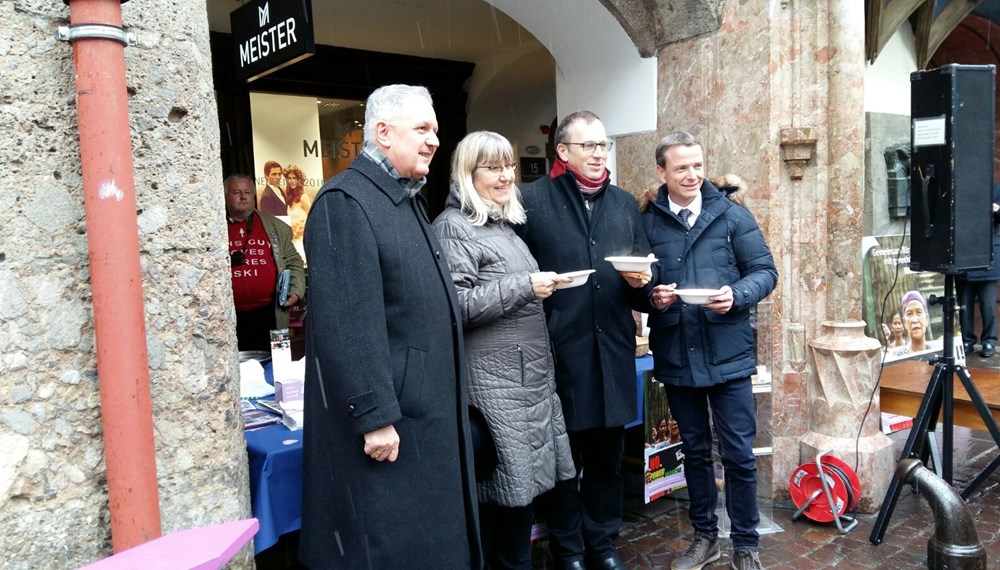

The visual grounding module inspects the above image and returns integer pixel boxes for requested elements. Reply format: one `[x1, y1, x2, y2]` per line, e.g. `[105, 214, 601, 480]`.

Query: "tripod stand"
[870, 274, 1000, 545]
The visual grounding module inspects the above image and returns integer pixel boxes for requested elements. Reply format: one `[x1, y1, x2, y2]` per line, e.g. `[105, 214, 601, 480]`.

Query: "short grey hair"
[655, 131, 700, 167]
[223, 173, 254, 193]
[451, 131, 525, 226]
[363, 84, 434, 143]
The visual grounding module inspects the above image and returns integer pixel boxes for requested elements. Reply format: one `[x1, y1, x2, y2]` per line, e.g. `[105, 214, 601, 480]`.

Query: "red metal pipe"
[67, 0, 161, 551]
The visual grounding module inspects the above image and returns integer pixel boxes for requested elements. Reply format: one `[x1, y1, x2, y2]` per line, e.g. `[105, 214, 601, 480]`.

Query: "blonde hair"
[451, 131, 526, 226]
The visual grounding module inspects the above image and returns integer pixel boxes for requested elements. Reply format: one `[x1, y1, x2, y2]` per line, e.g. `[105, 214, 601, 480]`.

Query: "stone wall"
[864, 112, 910, 237]
[615, 0, 870, 499]
[0, 2, 251, 568]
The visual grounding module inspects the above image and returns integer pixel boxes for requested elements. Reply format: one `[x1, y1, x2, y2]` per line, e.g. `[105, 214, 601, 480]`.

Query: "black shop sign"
[231, 0, 315, 82]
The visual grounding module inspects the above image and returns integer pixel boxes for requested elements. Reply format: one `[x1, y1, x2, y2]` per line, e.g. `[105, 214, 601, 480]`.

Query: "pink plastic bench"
[77, 518, 259, 570]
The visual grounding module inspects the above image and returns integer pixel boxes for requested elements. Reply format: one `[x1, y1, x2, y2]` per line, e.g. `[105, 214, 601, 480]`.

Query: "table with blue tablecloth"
[245, 423, 302, 554]
[243, 360, 303, 555]
[244, 355, 655, 555]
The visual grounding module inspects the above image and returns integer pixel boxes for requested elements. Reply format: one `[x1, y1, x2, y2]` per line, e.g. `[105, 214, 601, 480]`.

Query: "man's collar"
[667, 191, 703, 217]
[226, 210, 254, 223]
[362, 140, 426, 196]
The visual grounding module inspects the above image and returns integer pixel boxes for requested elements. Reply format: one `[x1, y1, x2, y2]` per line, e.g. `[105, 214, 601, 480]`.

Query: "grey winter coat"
[433, 195, 576, 508]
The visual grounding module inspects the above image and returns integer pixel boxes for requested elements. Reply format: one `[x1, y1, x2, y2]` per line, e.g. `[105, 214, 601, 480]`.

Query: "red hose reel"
[789, 450, 861, 533]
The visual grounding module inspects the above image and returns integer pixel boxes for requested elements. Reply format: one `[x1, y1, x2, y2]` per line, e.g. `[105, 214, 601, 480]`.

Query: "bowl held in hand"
[605, 255, 657, 273]
[673, 288, 725, 305]
[555, 269, 597, 290]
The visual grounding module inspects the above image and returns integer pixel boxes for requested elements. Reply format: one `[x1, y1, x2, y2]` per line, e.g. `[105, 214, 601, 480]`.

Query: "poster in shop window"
[250, 92, 326, 264]
[862, 234, 946, 363]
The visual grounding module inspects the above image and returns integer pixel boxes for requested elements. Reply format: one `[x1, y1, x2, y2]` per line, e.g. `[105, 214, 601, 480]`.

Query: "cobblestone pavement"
[258, 398, 1000, 570]
[532, 426, 1000, 570]
[258, 425, 1000, 569]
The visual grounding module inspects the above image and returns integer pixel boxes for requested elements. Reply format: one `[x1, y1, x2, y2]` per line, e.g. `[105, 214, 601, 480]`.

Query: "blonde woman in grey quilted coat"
[433, 131, 576, 570]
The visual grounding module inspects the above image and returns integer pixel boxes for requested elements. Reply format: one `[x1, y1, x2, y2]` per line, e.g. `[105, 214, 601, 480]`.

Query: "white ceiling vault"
[204, 0, 658, 138]
[205, 0, 543, 64]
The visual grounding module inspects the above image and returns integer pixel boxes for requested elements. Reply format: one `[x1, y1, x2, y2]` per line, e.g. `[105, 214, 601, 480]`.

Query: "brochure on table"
[270, 329, 304, 430]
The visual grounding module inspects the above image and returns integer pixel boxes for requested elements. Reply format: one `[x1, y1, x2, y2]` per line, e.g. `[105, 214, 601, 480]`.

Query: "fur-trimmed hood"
[638, 174, 747, 212]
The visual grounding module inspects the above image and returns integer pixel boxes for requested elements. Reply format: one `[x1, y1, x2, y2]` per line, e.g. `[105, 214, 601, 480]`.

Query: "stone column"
[800, 321, 895, 512]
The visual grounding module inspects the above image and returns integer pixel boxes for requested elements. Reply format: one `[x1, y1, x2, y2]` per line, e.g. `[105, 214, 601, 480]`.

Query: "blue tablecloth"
[244, 359, 303, 554]
[243, 356, 654, 555]
[629, 354, 654, 429]
[246, 424, 302, 554]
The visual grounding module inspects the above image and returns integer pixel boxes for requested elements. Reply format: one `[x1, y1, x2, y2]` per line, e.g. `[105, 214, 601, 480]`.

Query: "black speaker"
[908, 64, 995, 274]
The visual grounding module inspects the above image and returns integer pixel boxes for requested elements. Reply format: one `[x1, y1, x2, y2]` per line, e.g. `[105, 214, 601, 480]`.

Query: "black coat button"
[348, 404, 356, 413]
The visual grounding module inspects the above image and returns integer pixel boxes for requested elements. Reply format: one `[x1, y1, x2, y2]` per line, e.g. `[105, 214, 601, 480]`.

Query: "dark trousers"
[235, 303, 276, 351]
[479, 502, 534, 570]
[541, 426, 624, 564]
[667, 377, 760, 550]
[957, 278, 999, 345]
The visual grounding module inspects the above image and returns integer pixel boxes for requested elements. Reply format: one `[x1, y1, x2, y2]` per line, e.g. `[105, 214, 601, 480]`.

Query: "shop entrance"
[210, 33, 474, 218]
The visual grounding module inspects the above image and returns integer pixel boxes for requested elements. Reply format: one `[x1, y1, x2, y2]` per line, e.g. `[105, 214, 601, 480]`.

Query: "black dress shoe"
[964, 341, 976, 355]
[591, 554, 627, 570]
[982, 342, 996, 358]
[559, 560, 586, 570]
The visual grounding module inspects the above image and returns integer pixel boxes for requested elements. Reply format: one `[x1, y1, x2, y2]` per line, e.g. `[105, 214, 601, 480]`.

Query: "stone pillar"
[801, 321, 895, 512]
[825, 0, 868, 323]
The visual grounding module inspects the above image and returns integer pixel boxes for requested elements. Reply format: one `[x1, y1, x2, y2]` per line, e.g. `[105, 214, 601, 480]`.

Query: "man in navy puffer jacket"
[641, 131, 777, 570]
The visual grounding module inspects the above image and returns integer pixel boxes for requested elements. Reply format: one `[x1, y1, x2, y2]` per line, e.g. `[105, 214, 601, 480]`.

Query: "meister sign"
[231, 0, 315, 82]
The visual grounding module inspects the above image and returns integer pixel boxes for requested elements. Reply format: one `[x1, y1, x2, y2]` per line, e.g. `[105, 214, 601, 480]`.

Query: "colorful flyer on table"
[270, 328, 293, 381]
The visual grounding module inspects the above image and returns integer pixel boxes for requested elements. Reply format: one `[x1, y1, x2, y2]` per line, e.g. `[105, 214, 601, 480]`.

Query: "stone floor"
[580, 425, 1000, 570]
[584, 352, 1000, 570]
[258, 423, 1000, 569]
[257, 352, 1000, 569]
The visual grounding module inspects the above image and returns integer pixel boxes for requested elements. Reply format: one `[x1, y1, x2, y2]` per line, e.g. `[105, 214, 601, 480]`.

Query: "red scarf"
[550, 157, 609, 195]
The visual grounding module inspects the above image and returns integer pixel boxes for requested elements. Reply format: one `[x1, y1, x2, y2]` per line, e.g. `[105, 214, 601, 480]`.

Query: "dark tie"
[678, 208, 692, 230]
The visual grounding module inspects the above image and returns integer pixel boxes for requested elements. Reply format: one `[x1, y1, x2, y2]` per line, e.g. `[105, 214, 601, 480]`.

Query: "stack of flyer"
[880, 412, 913, 434]
[241, 400, 281, 431]
[271, 328, 304, 431]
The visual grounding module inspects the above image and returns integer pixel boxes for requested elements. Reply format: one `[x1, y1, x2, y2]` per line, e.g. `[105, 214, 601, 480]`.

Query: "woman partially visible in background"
[899, 291, 931, 355]
[881, 309, 906, 349]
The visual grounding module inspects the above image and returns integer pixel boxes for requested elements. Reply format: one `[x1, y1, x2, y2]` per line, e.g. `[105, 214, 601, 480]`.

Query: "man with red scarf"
[516, 111, 652, 570]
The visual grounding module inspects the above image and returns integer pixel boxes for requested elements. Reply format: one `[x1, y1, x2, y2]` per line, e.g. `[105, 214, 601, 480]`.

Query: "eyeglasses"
[477, 164, 517, 174]
[562, 141, 614, 153]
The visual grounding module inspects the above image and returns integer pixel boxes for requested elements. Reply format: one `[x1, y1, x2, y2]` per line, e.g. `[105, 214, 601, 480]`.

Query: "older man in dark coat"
[299, 84, 483, 570]
[517, 111, 651, 570]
